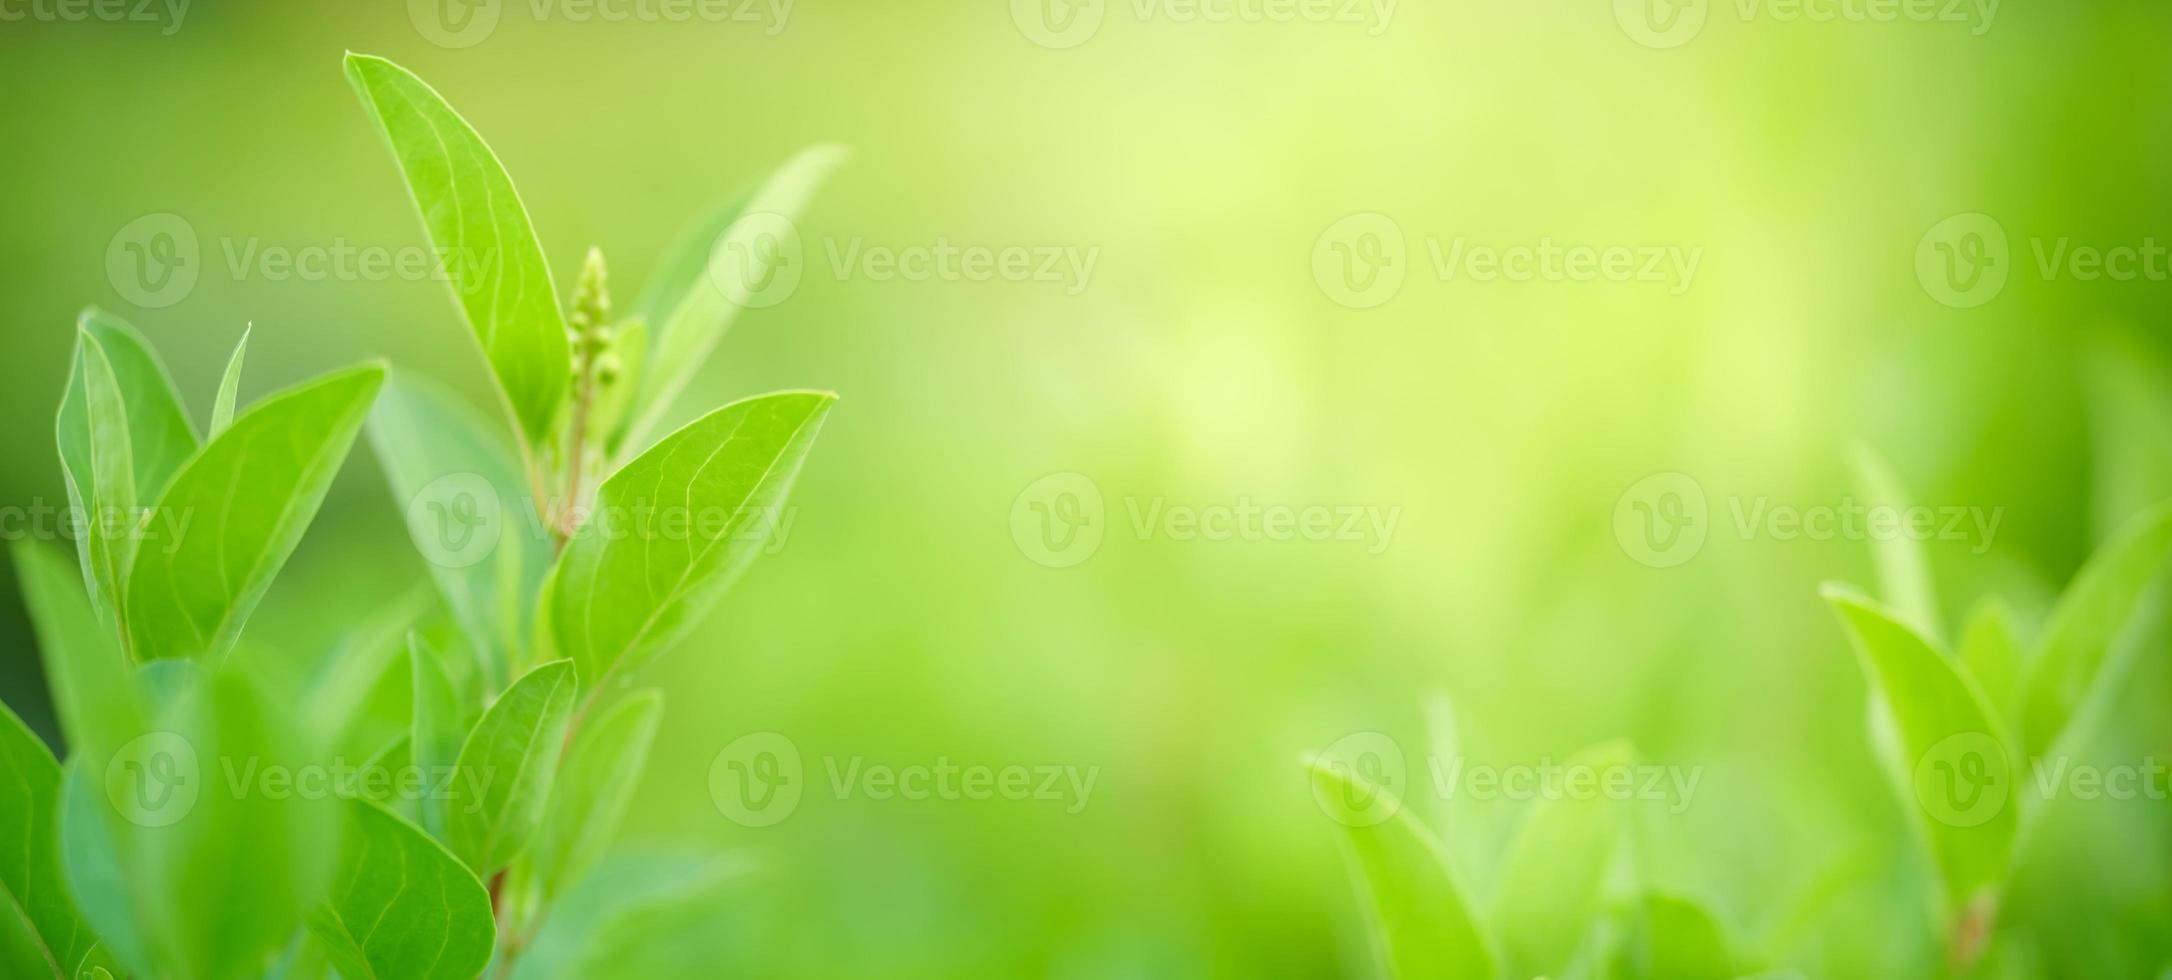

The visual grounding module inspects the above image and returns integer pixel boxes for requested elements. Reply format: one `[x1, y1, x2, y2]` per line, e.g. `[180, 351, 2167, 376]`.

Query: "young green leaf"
[344, 53, 572, 444]
[409, 633, 469, 837]
[57, 309, 200, 509]
[2016, 501, 2172, 757]
[1613, 891, 1747, 980]
[12, 541, 141, 761]
[369, 373, 549, 689]
[55, 763, 151, 978]
[1490, 738, 1632, 977]
[58, 332, 138, 637]
[1306, 757, 1497, 979]
[1824, 585, 2016, 911]
[549, 391, 834, 694]
[307, 798, 496, 980]
[509, 850, 749, 980]
[1957, 598, 2022, 726]
[1849, 444, 1941, 645]
[0, 701, 104, 980]
[532, 689, 663, 902]
[210, 324, 250, 436]
[446, 659, 578, 875]
[620, 147, 846, 455]
[125, 364, 385, 662]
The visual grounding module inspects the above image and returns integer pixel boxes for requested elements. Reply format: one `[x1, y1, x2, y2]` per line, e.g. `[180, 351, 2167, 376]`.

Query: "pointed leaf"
[2017, 501, 2172, 757]
[211, 325, 250, 435]
[368, 373, 549, 688]
[345, 53, 571, 442]
[1306, 758, 1496, 979]
[57, 332, 138, 638]
[509, 849, 748, 980]
[12, 542, 141, 761]
[621, 147, 845, 453]
[533, 689, 662, 901]
[445, 660, 577, 875]
[307, 799, 495, 980]
[1958, 598, 2022, 725]
[409, 634, 468, 838]
[57, 309, 199, 508]
[125, 364, 385, 662]
[1850, 444, 1941, 644]
[550, 391, 833, 692]
[1824, 585, 2016, 910]
[1491, 739, 1632, 977]
[1613, 891, 1746, 980]
[0, 701, 103, 979]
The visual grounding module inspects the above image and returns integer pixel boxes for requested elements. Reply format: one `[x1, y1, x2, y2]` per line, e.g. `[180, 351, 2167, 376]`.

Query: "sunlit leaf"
[2016, 501, 2172, 757]
[307, 798, 495, 980]
[1957, 598, 2022, 727]
[57, 308, 198, 510]
[1491, 739, 1632, 977]
[1849, 444, 1941, 644]
[57, 331, 137, 639]
[1306, 757, 1496, 979]
[210, 325, 250, 436]
[445, 659, 577, 875]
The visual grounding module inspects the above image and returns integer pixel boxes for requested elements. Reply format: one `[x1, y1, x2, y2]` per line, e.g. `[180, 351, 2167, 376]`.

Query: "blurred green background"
[5, 0, 2172, 975]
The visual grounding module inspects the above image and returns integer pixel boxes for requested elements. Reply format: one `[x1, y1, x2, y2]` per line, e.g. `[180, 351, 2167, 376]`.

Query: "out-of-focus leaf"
[56, 332, 137, 637]
[533, 689, 663, 902]
[307, 798, 495, 980]
[549, 391, 833, 694]
[1824, 585, 2016, 911]
[125, 364, 384, 663]
[0, 701, 104, 979]
[509, 849, 750, 980]
[1491, 739, 1632, 977]
[345, 53, 571, 443]
[1613, 892, 1746, 980]
[2017, 502, 2172, 757]
[1850, 444, 1941, 644]
[620, 147, 846, 454]
[1305, 757, 1496, 979]
[409, 633, 468, 837]
[446, 660, 577, 875]
[1957, 598, 2022, 726]
[368, 372, 550, 689]
[13, 541, 140, 761]
[211, 325, 250, 436]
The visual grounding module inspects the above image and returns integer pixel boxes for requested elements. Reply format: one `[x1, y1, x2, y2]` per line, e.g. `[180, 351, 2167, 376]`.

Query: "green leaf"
[12, 541, 141, 761]
[367, 373, 549, 688]
[2017, 501, 2172, 757]
[1306, 757, 1496, 979]
[56, 764, 150, 978]
[620, 147, 846, 454]
[445, 660, 577, 875]
[549, 391, 834, 693]
[345, 53, 572, 443]
[57, 332, 138, 639]
[57, 309, 199, 510]
[533, 690, 663, 902]
[125, 364, 385, 662]
[509, 849, 748, 980]
[1957, 598, 2022, 726]
[307, 798, 495, 980]
[409, 634, 469, 838]
[1823, 585, 2016, 911]
[211, 324, 250, 436]
[1490, 739, 1632, 977]
[0, 701, 103, 979]
[1849, 444, 1941, 644]
[1612, 891, 1746, 980]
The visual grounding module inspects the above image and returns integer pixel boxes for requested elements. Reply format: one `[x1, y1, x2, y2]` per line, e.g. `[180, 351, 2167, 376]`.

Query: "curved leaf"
[1491, 739, 1632, 977]
[446, 660, 577, 875]
[58, 332, 137, 638]
[308, 799, 495, 980]
[210, 325, 250, 436]
[1306, 757, 1496, 979]
[125, 364, 385, 662]
[509, 849, 749, 980]
[345, 53, 571, 443]
[550, 391, 834, 693]
[533, 690, 662, 902]
[0, 701, 103, 979]
[2017, 501, 2172, 757]
[57, 309, 198, 511]
[1613, 891, 1747, 980]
